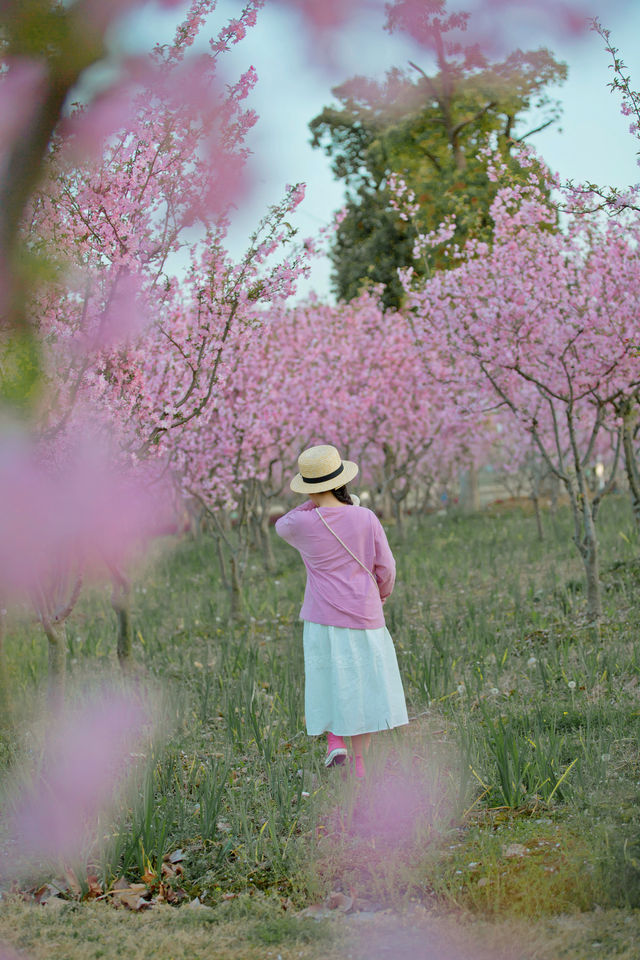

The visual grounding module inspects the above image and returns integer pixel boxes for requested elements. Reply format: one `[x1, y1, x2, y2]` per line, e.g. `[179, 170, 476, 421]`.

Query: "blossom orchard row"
[178, 160, 640, 621]
[0, 0, 310, 673]
[175, 289, 531, 610]
[398, 157, 640, 620]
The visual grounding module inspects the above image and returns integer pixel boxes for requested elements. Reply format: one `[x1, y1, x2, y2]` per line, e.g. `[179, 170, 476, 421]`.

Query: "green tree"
[310, 1, 567, 309]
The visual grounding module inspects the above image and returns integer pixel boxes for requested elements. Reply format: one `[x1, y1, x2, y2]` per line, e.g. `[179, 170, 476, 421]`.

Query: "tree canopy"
[310, 1, 567, 308]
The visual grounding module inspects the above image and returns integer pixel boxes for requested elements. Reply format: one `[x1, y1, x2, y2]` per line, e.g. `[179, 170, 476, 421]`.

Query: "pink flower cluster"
[176, 289, 482, 514]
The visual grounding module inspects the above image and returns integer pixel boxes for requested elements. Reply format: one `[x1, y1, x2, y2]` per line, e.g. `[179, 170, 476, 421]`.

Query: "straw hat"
[290, 444, 359, 494]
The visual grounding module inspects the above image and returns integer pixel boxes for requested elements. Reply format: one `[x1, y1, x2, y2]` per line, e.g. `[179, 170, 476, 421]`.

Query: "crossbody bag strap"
[315, 509, 378, 586]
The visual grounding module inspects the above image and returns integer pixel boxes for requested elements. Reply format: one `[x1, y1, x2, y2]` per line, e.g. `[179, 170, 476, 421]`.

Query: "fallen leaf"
[33, 883, 65, 905]
[110, 881, 151, 912]
[160, 883, 187, 904]
[112, 890, 152, 911]
[327, 892, 353, 913]
[128, 883, 149, 895]
[168, 849, 185, 864]
[86, 875, 103, 900]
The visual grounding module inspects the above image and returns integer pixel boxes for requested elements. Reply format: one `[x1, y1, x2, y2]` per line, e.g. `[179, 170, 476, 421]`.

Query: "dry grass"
[0, 898, 341, 960]
[3, 899, 640, 960]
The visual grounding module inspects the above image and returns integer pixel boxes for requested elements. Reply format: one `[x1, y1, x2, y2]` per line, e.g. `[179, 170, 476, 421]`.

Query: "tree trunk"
[583, 528, 602, 623]
[215, 535, 229, 589]
[564, 447, 602, 623]
[111, 575, 133, 668]
[622, 406, 640, 537]
[393, 489, 410, 540]
[381, 487, 393, 522]
[259, 512, 276, 572]
[565, 481, 602, 623]
[0, 610, 10, 726]
[576, 445, 602, 623]
[394, 502, 405, 539]
[43, 619, 66, 696]
[459, 463, 479, 512]
[229, 554, 245, 619]
[531, 493, 544, 542]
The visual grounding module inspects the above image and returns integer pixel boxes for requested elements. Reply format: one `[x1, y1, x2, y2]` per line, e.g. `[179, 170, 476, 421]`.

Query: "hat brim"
[290, 460, 359, 494]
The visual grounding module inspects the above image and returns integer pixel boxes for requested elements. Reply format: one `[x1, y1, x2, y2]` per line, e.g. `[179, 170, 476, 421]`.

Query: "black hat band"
[301, 463, 344, 484]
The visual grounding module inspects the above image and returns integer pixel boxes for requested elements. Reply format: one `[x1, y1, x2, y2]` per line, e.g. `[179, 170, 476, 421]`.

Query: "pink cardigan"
[275, 501, 396, 629]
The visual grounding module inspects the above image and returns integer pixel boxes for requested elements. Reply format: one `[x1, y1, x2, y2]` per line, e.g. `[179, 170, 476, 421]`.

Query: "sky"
[121, 0, 640, 300]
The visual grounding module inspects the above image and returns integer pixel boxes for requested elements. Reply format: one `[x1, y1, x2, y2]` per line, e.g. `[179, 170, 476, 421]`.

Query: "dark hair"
[332, 484, 353, 505]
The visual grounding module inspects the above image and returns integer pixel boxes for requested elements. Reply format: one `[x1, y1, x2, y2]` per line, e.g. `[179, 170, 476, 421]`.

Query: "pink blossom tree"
[580, 21, 640, 535]
[177, 286, 486, 615]
[403, 164, 640, 620]
[0, 0, 308, 678]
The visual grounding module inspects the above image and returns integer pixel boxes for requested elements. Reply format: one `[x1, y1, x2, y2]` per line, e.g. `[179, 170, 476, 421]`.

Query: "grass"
[2, 494, 640, 957]
[2, 897, 640, 960]
[0, 897, 341, 960]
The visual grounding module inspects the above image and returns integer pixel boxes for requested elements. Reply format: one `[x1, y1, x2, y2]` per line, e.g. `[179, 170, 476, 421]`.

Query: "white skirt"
[302, 621, 409, 737]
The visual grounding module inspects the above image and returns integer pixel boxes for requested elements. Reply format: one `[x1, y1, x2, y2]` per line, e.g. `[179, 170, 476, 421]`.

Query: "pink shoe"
[325, 732, 348, 768]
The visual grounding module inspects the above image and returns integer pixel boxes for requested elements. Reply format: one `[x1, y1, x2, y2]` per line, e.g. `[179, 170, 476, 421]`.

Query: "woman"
[275, 444, 408, 778]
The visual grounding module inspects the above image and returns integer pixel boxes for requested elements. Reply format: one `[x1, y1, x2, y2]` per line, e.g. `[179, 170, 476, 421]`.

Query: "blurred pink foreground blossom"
[0, 947, 24, 960]
[387, 0, 593, 51]
[3, 690, 149, 869]
[0, 428, 174, 596]
[0, 58, 47, 163]
[347, 766, 446, 845]
[352, 916, 519, 960]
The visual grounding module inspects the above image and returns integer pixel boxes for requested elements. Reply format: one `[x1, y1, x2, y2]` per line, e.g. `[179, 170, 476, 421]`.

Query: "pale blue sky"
[121, 1, 640, 299]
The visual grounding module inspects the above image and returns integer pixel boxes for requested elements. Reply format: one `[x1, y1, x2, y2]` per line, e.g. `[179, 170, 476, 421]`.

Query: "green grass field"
[1, 496, 640, 958]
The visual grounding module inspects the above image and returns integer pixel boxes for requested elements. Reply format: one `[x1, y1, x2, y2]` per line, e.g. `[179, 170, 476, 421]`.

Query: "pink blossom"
[484, 0, 588, 37]
[4, 690, 149, 868]
[0, 946, 25, 960]
[93, 270, 150, 350]
[276, 0, 371, 30]
[270, 0, 374, 67]
[0, 428, 174, 596]
[386, 0, 589, 57]
[353, 914, 519, 960]
[60, 84, 137, 161]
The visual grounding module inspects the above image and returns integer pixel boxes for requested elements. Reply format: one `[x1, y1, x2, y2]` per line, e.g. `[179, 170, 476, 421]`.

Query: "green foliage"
[311, 18, 567, 306]
[328, 188, 415, 309]
[0, 328, 42, 410]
